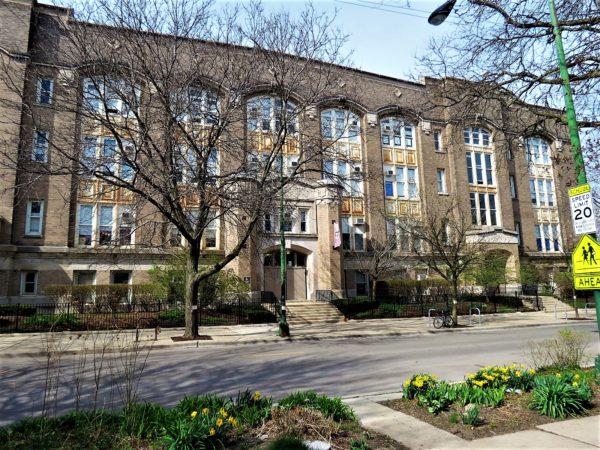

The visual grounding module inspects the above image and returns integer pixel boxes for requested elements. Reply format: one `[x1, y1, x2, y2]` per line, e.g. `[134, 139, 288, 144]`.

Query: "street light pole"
[279, 152, 290, 337]
[428, 0, 600, 331]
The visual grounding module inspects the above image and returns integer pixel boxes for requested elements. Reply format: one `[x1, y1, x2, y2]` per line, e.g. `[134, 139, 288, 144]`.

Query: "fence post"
[15, 303, 21, 332]
[67, 302, 71, 319]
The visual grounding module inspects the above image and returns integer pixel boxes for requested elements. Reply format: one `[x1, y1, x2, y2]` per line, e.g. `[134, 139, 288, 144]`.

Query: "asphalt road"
[1, 322, 598, 426]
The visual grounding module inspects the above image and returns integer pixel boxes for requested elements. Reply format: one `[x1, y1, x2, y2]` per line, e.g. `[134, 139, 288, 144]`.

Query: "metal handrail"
[427, 308, 436, 327]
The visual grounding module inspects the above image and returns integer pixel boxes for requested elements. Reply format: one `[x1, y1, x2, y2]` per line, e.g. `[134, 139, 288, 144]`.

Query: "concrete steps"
[538, 296, 575, 313]
[286, 301, 346, 325]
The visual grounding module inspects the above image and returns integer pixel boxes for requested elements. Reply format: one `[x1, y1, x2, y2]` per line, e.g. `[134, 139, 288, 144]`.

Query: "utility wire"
[335, 0, 459, 25]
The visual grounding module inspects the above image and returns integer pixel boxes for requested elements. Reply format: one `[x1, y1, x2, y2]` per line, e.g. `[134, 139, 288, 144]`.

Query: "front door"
[263, 250, 308, 300]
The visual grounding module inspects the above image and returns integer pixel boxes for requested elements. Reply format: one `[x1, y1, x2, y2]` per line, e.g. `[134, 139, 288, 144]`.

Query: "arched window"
[247, 96, 297, 134]
[525, 137, 551, 165]
[380, 117, 415, 149]
[464, 126, 492, 147]
[321, 108, 361, 143]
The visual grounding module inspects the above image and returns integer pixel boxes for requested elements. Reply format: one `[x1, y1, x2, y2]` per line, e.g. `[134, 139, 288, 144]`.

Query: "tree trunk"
[371, 277, 377, 302]
[183, 244, 201, 339]
[452, 279, 459, 326]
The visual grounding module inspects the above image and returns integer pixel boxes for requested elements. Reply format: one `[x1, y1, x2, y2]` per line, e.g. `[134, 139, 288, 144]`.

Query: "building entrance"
[263, 250, 307, 300]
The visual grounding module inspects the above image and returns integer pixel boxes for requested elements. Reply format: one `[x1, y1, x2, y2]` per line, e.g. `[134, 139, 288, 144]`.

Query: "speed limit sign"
[569, 184, 597, 235]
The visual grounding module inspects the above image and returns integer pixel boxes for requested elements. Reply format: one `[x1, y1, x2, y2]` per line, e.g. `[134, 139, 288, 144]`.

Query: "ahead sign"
[569, 184, 596, 235]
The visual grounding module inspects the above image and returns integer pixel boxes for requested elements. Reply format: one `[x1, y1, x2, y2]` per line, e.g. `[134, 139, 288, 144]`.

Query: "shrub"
[230, 390, 272, 427]
[529, 375, 592, 419]
[402, 374, 438, 400]
[22, 313, 81, 330]
[455, 383, 505, 407]
[416, 384, 453, 415]
[266, 436, 308, 450]
[158, 309, 185, 324]
[528, 328, 591, 370]
[277, 391, 356, 422]
[0, 304, 37, 316]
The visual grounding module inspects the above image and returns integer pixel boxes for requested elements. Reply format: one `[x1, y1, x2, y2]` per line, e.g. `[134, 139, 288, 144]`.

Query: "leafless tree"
[0, 0, 349, 338]
[397, 198, 488, 324]
[418, 0, 599, 130]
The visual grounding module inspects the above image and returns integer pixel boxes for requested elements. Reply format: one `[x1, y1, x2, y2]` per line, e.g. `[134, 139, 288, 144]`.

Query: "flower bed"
[0, 390, 405, 450]
[383, 365, 600, 440]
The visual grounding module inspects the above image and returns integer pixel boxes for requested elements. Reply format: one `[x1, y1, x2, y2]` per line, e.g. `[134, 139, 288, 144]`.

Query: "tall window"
[77, 204, 135, 247]
[20, 271, 38, 295]
[464, 127, 491, 147]
[25, 200, 44, 236]
[322, 109, 360, 142]
[380, 117, 415, 148]
[436, 169, 446, 194]
[383, 166, 418, 199]
[83, 77, 140, 116]
[526, 137, 551, 165]
[248, 96, 297, 134]
[469, 192, 498, 226]
[36, 78, 53, 105]
[341, 216, 365, 251]
[535, 223, 560, 252]
[32, 131, 49, 162]
[509, 175, 517, 199]
[433, 130, 442, 152]
[466, 151, 494, 186]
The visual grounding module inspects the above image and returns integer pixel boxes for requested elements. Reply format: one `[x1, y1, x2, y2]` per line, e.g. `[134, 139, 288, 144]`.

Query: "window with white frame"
[386, 217, 421, 252]
[36, 78, 53, 105]
[25, 200, 44, 236]
[247, 96, 297, 134]
[341, 216, 365, 251]
[174, 88, 219, 124]
[383, 165, 418, 199]
[321, 109, 360, 142]
[535, 223, 561, 252]
[433, 130, 442, 152]
[466, 151, 494, 186]
[529, 178, 555, 207]
[83, 77, 140, 116]
[509, 175, 517, 199]
[299, 209, 308, 233]
[380, 117, 415, 149]
[469, 192, 498, 226]
[32, 130, 49, 162]
[173, 145, 218, 183]
[464, 126, 491, 147]
[77, 204, 135, 247]
[20, 271, 38, 295]
[81, 136, 135, 179]
[204, 209, 218, 248]
[525, 137, 551, 165]
[324, 159, 363, 196]
[436, 169, 446, 194]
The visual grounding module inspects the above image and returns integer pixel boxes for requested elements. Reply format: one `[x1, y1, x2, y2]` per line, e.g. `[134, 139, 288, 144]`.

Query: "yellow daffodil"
[573, 382, 579, 387]
[209, 428, 216, 436]
[574, 374, 580, 379]
[228, 416, 237, 426]
[515, 371, 522, 377]
[253, 391, 261, 401]
[467, 374, 476, 379]
[219, 408, 228, 418]
[403, 379, 410, 387]
[216, 418, 224, 427]
[520, 364, 526, 369]
[202, 407, 209, 414]
[556, 373, 561, 378]
[191, 411, 198, 419]
[529, 369, 536, 375]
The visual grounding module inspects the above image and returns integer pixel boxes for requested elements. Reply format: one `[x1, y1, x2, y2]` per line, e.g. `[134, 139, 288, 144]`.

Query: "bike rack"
[469, 307, 482, 325]
[584, 303, 596, 318]
[428, 308, 436, 327]
[554, 303, 568, 320]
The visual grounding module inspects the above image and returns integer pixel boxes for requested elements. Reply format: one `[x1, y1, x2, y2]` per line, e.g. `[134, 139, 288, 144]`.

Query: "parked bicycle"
[432, 310, 455, 329]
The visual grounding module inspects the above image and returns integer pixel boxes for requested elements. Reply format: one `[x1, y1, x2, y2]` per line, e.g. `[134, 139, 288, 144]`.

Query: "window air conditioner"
[387, 170, 394, 176]
[354, 166, 361, 173]
[351, 119, 358, 126]
[291, 161, 299, 167]
[383, 125, 392, 132]
[355, 218, 365, 225]
[250, 156, 259, 163]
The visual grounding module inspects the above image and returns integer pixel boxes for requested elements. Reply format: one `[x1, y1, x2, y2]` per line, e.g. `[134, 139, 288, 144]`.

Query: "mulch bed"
[382, 388, 600, 441]
[171, 335, 213, 341]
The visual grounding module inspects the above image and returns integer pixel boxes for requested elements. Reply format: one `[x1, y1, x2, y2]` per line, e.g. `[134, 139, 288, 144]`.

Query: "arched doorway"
[263, 249, 307, 300]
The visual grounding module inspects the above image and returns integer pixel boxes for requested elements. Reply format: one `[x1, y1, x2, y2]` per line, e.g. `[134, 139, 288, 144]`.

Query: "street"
[0, 322, 597, 426]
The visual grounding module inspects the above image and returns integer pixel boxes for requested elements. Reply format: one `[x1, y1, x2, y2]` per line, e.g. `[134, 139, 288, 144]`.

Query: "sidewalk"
[1, 311, 598, 449]
[0, 310, 591, 358]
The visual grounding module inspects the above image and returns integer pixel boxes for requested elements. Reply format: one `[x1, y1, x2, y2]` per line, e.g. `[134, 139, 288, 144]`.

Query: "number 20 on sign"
[569, 184, 597, 235]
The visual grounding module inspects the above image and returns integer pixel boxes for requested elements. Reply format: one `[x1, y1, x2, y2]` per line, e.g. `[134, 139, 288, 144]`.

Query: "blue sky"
[222, 0, 454, 81]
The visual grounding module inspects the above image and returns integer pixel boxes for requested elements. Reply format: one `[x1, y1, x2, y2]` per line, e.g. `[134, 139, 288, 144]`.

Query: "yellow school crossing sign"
[572, 235, 600, 290]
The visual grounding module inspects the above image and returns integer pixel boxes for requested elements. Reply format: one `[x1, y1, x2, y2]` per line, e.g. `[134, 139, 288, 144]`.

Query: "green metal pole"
[547, 0, 600, 331]
[279, 153, 290, 336]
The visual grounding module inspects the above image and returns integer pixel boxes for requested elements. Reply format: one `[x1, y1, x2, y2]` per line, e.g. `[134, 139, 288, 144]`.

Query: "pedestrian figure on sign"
[582, 247, 589, 264]
[588, 243, 596, 264]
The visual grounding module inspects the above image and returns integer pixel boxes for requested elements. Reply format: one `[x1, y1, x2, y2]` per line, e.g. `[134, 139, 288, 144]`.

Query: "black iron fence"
[332, 292, 530, 320]
[0, 296, 279, 333]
